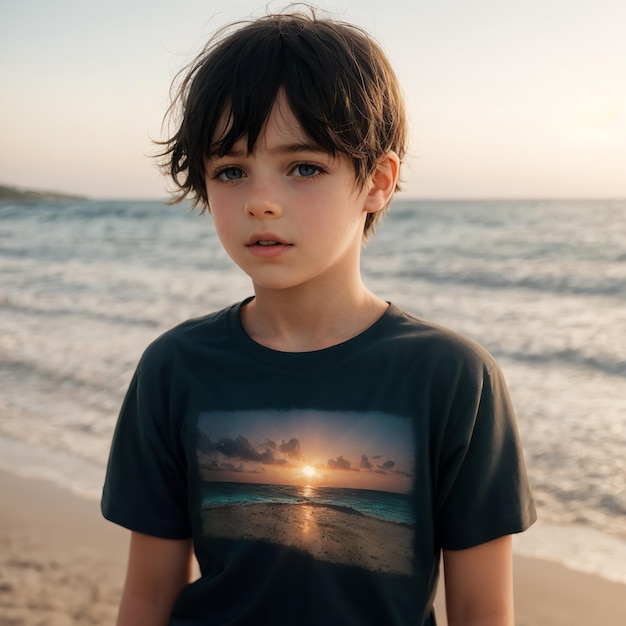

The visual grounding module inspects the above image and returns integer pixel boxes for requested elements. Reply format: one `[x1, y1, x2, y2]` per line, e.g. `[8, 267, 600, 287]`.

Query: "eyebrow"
[209, 142, 329, 158]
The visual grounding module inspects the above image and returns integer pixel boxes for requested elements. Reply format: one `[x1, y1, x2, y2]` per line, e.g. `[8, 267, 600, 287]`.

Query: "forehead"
[211, 91, 317, 153]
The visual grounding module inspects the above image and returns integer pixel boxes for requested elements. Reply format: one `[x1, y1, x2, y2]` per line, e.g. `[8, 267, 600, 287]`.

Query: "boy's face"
[204, 93, 378, 294]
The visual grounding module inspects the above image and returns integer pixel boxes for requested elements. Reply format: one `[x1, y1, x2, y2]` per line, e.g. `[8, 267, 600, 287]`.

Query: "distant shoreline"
[0, 184, 87, 202]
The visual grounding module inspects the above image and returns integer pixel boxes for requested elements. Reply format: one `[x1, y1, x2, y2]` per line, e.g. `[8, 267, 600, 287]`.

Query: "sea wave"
[501, 348, 626, 378]
[378, 266, 626, 299]
[2, 299, 160, 328]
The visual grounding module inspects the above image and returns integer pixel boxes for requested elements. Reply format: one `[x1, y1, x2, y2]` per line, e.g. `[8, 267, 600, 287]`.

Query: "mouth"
[246, 234, 292, 247]
[246, 234, 293, 257]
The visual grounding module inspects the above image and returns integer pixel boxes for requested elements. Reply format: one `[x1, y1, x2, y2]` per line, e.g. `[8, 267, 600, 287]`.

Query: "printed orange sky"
[196, 410, 414, 494]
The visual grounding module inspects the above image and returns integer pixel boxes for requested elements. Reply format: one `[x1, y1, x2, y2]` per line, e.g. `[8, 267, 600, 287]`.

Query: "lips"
[246, 233, 291, 247]
[246, 233, 293, 258]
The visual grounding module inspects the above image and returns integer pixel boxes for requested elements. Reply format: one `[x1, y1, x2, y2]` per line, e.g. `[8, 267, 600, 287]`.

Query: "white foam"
[0, 436, 105, 500]
[514, 519, 626, 584]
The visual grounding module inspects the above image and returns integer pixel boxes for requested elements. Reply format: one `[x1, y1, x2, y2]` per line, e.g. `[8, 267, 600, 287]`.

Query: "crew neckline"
[227, 297, 401, 369]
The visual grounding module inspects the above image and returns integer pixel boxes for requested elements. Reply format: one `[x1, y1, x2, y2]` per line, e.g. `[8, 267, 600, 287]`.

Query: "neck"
[241, 280, 388, 352]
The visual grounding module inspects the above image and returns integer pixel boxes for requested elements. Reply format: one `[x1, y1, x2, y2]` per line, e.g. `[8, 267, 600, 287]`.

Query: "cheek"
[213, 217, 235, 243]
[206, 189, 236, 224]
[209, 206, 239, 247]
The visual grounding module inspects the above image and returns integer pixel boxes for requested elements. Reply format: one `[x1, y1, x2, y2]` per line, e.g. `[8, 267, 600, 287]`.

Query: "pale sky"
[1, 0, 625, 199]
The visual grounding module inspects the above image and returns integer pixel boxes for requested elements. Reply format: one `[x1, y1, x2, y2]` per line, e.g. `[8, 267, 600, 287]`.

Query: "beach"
[0, 471, 127, 625]
[203, 502, 414, 576]
[1, 471, 624, 625]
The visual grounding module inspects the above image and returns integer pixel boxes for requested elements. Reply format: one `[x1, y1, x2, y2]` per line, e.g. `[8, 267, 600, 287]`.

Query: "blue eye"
[218, 167, 244, 181]
[294, 163, 320, 177]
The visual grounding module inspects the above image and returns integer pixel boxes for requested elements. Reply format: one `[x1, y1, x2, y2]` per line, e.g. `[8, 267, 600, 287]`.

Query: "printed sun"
[301, 465, 317, 478]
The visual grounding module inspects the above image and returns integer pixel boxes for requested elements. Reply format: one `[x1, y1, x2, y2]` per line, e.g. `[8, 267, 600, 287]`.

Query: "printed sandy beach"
[203, 501, 413, 576]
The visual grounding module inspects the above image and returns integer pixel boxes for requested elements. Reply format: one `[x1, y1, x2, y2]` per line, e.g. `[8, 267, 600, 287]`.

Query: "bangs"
[207, 25, 346, 160]
[207, 32, 284, 156]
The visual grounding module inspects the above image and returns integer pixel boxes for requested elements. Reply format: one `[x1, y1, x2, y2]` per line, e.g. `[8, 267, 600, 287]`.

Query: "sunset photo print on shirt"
[195, 409, 416, 576]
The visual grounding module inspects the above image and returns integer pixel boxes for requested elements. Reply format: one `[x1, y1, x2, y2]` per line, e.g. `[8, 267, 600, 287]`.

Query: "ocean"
[1, 198, 625, 583]
[200, 482, 415, 526]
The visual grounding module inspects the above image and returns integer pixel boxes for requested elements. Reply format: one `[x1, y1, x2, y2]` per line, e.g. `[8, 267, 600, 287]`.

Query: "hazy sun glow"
[302, 465, 317, 478]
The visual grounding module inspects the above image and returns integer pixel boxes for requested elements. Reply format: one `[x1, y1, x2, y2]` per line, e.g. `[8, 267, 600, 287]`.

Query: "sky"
[197, 409, 414, 493]
[1, 0, 625, 199]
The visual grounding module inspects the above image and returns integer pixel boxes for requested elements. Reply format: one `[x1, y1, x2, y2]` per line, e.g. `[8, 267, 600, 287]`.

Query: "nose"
[244, 199, 283, 219]
[244, 185, 283, 219]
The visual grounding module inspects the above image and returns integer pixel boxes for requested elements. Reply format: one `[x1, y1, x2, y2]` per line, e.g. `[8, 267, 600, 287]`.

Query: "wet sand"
[1, 470, 625, 625]
[203, 501, 414, 575]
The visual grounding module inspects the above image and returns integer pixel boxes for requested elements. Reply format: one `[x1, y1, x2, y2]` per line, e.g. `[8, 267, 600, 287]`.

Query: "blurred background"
[1, 0, 625, 609]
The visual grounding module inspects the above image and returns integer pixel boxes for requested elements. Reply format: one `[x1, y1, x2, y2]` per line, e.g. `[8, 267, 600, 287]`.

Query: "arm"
[443, 535, 514, 626]
[117, 531, 193, 626]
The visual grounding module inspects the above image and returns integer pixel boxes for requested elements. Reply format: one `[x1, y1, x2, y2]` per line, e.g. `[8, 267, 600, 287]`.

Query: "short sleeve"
[101, 349, 191, 539]
[435, 360, 536, 550]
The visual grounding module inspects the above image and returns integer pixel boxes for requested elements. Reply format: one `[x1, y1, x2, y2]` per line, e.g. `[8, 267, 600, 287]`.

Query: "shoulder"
[373, 305, 509, 417]
[136, 300, 241, 376]
[381, 304, 498, 376]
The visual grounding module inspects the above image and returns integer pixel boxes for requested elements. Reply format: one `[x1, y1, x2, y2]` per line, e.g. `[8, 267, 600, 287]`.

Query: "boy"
[102, 9, 535, 626]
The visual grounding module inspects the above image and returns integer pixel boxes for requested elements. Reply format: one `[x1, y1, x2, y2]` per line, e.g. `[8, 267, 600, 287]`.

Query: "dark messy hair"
[157, 8, 407, 238]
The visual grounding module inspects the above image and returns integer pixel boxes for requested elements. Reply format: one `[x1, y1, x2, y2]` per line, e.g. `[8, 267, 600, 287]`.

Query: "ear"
[362, 151, 401, 214]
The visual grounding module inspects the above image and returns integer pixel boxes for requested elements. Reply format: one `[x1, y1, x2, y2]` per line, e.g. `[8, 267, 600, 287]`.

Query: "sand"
[0, 471, 127, 626]
[203, 502, 414, 575]
[1, 470, 625, 625]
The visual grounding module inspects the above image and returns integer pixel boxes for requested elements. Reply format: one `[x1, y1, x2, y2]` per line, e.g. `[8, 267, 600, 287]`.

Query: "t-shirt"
[102, 299, 536, 625]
